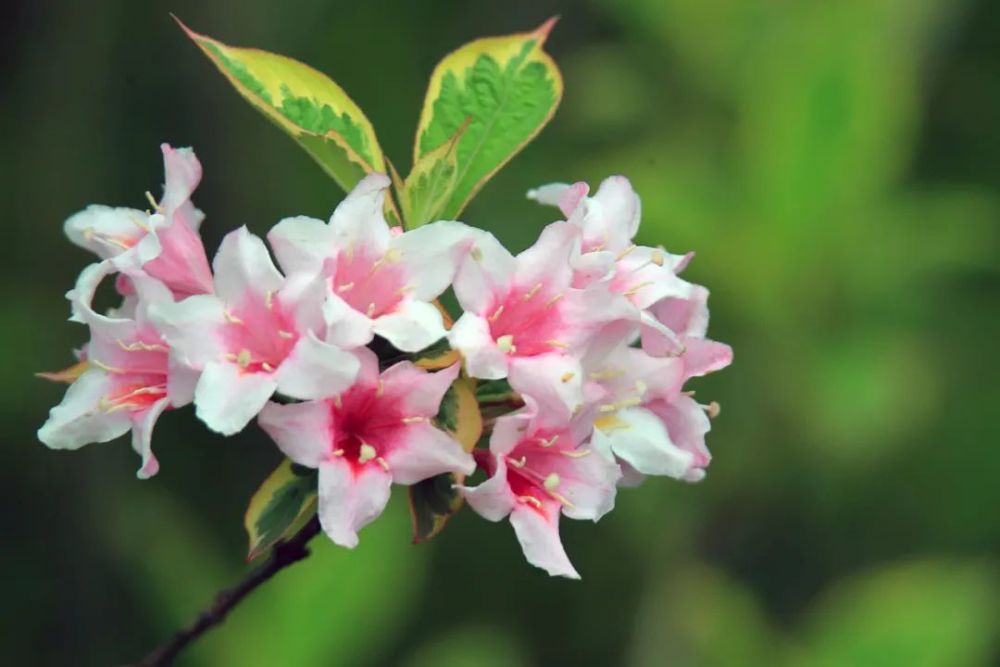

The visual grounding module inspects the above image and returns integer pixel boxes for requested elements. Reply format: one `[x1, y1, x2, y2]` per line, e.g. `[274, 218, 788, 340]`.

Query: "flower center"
[486, 282, 567, 357]
[504, 431, 590, 510]
[327, 382, 408, 474]
[221, 291, 299, 374]
[329, 245, 408, 319]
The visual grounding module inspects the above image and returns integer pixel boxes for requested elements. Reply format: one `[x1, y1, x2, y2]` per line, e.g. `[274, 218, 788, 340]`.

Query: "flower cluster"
[39, 145, 731, 578]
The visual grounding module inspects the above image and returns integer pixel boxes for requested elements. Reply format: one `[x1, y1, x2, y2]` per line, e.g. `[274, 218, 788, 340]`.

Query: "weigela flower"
[38, 262, 197, 478]
[64, 144, 214, 299]
[641, 285, 734, 380]
[149, 226, 359, 436]
[449, 221, 633, 411]
[460, 389, 621, 579]
[268, 173, 474, 352]
[258, 349, 474, 547]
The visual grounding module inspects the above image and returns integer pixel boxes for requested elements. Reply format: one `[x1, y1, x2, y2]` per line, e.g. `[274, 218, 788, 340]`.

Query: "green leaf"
[413, 18, 563, 220]
[408, 376, 482, 543]
[176, 18, 386, 194]
[244, 459, 317, 561]
[400, 118, 470, 228]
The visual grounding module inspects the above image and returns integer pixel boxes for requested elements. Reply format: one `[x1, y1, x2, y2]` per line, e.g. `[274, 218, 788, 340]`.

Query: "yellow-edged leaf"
[400, 117, 470, 228]
[177, 18, 385, 194]
[414, 18, 563, 219]
[244, 459, 317, 561]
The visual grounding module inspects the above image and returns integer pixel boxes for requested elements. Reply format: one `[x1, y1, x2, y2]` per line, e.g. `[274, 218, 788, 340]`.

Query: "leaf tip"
[534, 16, 560, 43]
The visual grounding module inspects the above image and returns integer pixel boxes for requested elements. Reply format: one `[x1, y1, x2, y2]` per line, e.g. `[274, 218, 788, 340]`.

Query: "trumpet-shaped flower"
[268, 173, 474, 352]
[148, 226, 359, 436]
[38, 262, 197, 478]
[449, 221, 631, 411]
[64, 143, 214, 298]
[642, 285, 733, 380]
[460, 392, 620, 578]
[258, 350, 474, 548]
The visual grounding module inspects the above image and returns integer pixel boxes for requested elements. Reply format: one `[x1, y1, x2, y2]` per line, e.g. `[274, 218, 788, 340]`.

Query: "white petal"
[258, 400, 334, 468]
[317, 458, 393, 548]
[385, 422, 474, 485]
[510, 505, 580, 579]
[601, 406, 693, 479]
[591, 175, 641, 244]
[391, 220, 476, 301]
[194, 362, 277, 436]
[131, 398, 170, 479]
[37, 370, 131, 450]
[453, 230, 515, 315]
[527, 181, 589, 218]
[329, 173, 392, 254]
[323, 291, 375, 349]
[160, 144, 202, 211]
[212, 226, 284, 304]
[267, 215, 334, 277]
[372, 300, 446, 352]
[449, 314, 508, 380]
[459, 455, 516, 521]
[275, 333, 360, 400]
[64, 205, 146, 259]
[147, 295, 226, 368]
[166, 359, 199, 407]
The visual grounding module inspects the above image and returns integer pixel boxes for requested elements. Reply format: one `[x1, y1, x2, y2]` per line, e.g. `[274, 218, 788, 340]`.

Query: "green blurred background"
[3, 0, 999, 664]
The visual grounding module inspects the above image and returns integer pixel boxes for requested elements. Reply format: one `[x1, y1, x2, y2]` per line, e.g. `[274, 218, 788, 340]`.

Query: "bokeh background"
[3, 0, 999, 665]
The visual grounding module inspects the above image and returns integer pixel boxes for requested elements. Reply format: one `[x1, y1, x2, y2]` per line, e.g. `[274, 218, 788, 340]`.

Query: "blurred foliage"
[2, 0, 998, 665]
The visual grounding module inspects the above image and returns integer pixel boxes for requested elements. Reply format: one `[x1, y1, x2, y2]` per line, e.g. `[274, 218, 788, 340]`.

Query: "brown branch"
[130, 515, 322, 667]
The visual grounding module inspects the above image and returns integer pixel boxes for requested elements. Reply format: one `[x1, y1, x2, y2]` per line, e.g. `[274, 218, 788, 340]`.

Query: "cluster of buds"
[39, 145, 731, 578]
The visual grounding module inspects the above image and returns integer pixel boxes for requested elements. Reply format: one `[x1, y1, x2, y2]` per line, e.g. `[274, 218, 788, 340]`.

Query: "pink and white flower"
[584, 345, 720, 483]
[38, 262, 197, 478]
[641, 285, 733, 381]
[258, 349, 474, 548]
[268, 173, 474, 352]
[448, 221, 632, 411]
[148, 226, 359, 436]
[460, 391, 621, 579]
[64, 143, 214, 299]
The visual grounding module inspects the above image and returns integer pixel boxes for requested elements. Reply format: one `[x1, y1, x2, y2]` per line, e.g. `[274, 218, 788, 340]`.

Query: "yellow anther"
[488, 305, 505, 323]
[706, 401, 721, 419]
[366, 303, 376, 317]
[543, 473, 561, 490]
[561, 449, 592, 459]
[358, 443, 377, 463]
[589, 368, 624, 381]
[522, 283, 542, 300]
[547, 339, 569, 349]
[507, 456, 527, 469]
[265, 290, 275, 310]
[261, 362, 275, 372]
[616, 244, 637, 261]
[331, 449, 345, 457]
[224, 310, 244, 325]
[333, 395, 343, 409]
[401, 416, 427, 424]
[539, 434, 559, 448]
[545, 294, 563, 308]
[470, 246, 483, 261]
[236, 349, 252, 369]
[117, 339, 168, 353]
[338, 282, 354, 293]
[517, 495, 542, 509]
[278, 330, 294, 339]
[496, 335, 515, 353]
[376, 456, 390, 472]
[650, 249, 665, 266]
[560, 372, 575, 383]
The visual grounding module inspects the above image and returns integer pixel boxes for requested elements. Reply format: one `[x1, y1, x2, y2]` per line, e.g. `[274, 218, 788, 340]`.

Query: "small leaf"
[408, 376, 482, 543]
[244, 459, 317, 561]
[414, 18, 563, 219]
[36, 360, 89, 383]
[475, 378, 517, 404]
[400, 118, 470, 228]
[176, 18, 385, 194]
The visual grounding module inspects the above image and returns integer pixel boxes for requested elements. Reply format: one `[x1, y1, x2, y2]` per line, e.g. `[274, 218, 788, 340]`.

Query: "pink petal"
[508, 354, 584, 417]
[379, 360, 459, 417]
[258, 400, 334, 468]
[681, 338, 734, 379]
[317, 457, 393, 548]
[384, 422, 474, 485]
[515, 221, 580, 293]
[460, 454, 517, 521]
[510, 504, 580, 579]
[453, 230, 516, 315]
[147, 295, 226, 369]
[131, 397, 170, 479]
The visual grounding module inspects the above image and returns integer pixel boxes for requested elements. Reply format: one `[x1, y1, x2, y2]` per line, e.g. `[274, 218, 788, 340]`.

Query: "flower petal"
[317, 458, 393, 548]
[194, 361, 277, 436]
[508, 354, 584, 418]
[372, 300, 446, 353]
[510, 504, 580, 579]
[453, 230, 516, 315]
[258, 399, 334, 468]
[515, 221, 579, 292]
[275, 333, 360, 400]
[131, 397, 170, 479]
[385, 422, 474, 484]
[147, 295, 226, 369]
[391, 220, 476, 301]
[449, 314, 508, 379]
[460, 454, 516, 521]
[329, 173, 393, 255]
[64, 205, 147, 260]
[267, 215, 334, 277]
[323, 291, 375, 349]
[37, 370, 132, 450]
[379, 360, 459, 416]
[601, 406, 693, 479]
[212, 226, 284, 304]
[681, 338, 734, 379]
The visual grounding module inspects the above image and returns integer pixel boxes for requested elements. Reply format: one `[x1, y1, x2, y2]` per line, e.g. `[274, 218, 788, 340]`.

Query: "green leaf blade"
[244, 459, 318, 561]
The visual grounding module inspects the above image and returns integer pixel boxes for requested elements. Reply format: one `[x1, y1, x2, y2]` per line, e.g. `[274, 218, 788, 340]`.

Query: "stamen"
[128, 213, 152, 232]
[545, 294, 563, 308]
[522, 283, 542, 300]
[331, 449, 345, 457]
[401, 416, 427, 424]
[549, 490, 575, 508]
[144, 191, 164, 213]
[616, 244, 637, 261]
[117, 339, 168, 353]
[488, 305, 505, 323]
[397, 285, 415, 296]
[517, 495, 542, 509]
[261, 362, 275, 372]
[358, 443, 377, 463]
[624, 281, 654, 297]
[366, 303, 376, 318]
[547, 339, 569, 349]
[650, 249, 665, 266]
[236, 349, 252, 369]
[543, 473, 561, 490]
[333, 395, 343, 409]
[224, 310, 244, 325]
[635, 379, 648, 396]
[278, 330, 295, 339]
[507, 456, 527, 468]
[561, 449, 592, 458]
[538, 434, 559, 448]
[589, 368, 623, 381]
[265, 290, 275, 310]
[376, 380, 384, 397]
[376, 456, 390, 472]
[90, 358, 125, 374]
[470, 246, 484, 261]
[705, 401, 721, 419]
[225, 353, 238, 362]
[496, 335, 516, 353]
[560, 372, 575, 383]
[337, 282, 354, 293]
